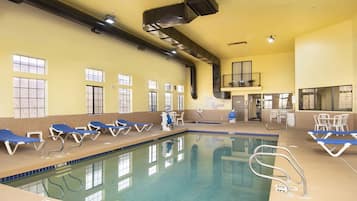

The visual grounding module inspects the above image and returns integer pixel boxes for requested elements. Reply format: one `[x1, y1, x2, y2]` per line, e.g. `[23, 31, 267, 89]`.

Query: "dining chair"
[340, 114, 349, 131]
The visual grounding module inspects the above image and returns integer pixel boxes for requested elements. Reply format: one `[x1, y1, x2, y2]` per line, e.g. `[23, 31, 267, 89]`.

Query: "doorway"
[232, 95, 245, 121]
[248, 94, 262, 121]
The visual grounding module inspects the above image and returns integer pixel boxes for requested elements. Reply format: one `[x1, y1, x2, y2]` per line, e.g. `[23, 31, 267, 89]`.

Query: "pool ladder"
[248, 145, 308, 197]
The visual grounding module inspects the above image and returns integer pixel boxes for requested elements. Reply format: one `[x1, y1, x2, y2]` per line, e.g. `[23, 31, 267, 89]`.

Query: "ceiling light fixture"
[104, 14, 116, 24]
[267, 35, 275, 44]
[170, 49, 177, 54]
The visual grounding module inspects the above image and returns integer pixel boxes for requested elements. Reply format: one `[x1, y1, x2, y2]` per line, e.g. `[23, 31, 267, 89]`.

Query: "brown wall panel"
[0, 112, 162, 136]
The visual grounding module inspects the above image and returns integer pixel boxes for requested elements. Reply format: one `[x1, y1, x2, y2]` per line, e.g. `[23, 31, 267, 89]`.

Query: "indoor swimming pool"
[6, 132, 277, 201]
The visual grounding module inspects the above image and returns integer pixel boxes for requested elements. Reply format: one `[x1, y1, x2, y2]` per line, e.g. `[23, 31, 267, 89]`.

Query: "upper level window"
[13, 55, 46, 75]
[148, 80, 158, 90]
[164, 83, 172, 92]
[13, 77, 46, 118]
[86, 68, 104, 82]
[176, 85, 184, 93]
[232, 61, 252, 85]
[118, 74, 132, 86]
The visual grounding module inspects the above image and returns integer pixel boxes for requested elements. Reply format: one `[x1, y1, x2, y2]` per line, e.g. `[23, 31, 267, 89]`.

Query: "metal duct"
[143, 1, 230, 99]
[8, 0, 198, 99]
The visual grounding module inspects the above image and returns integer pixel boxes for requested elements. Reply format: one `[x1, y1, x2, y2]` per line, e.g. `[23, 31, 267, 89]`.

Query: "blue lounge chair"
[88, 121, 131, 136]
[316, 138, 357, 157]
[308, 130, 357, 140]
[115, 119, 153, 132]
[49, 124, 100, 144]
[0, 129, 44, 155]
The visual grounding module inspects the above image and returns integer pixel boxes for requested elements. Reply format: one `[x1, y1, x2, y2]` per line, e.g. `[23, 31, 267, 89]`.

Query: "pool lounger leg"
[317, 141, 352, 157]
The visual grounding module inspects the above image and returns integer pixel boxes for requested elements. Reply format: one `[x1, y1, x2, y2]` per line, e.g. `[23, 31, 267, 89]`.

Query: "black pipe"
[9, 0, 198, 99]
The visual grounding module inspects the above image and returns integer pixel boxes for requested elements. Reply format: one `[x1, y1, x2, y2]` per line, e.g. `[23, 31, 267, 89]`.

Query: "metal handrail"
[254, 145, 304, 175]
[249, 147, 308, 197]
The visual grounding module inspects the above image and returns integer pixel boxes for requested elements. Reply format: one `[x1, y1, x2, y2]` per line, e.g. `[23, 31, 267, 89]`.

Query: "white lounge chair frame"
[317, 141, 352, 157]
[4, 131, 45, 156]
[115, 121, 153, 133]
[49, 126, 100, 145]
[88, 123, 131, 136]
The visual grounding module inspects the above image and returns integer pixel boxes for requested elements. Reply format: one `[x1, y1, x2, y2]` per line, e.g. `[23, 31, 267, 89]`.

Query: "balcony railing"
[222, 73, 261, 88]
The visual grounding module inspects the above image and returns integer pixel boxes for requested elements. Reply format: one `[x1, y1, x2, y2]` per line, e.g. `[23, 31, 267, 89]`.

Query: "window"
[148, 80, 158, 90]
[164, 83, 172, 92]
[165, 92, 173, 111]
[299, 85, 352, 111]
[148, 165, 157, 176]
[13, 77, 46, 118]
[19, 180, 46, 196]
[177, 137, 184, 152]
[85, 161, 103, 190]
[339, 86, 353, 109]
[148, 91, 158, 112]
[232, 61, 252, 86]
[118, 177, 132, 191]
[118, 153, 132, 177]
[86, 85, 103, 114]
[178, 94, 184, 111]
[263, 95, 272, 109]
[176, 85, 184, 93]
[86, 68, 104, 82]
[85, 190, 103, 201]
[263, 93, 292, 109]
[13, 55, 45, 75]
[118, 74, 132, 113]
[118, 74, 132, 86]
[149, 144, 157, 163]
[118, 88, 132, 113]
[279, 93, 290, 109]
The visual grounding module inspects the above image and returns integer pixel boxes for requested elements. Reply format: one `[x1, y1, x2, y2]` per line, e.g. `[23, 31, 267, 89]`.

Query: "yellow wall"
[0, 1, 186, 117]
[295, 18, 357, 112]
[185, 52, 295, 110]
[353, 15, 357, 112]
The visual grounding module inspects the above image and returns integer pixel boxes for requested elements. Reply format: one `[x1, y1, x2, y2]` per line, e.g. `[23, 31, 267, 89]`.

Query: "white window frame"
[13, 77, 47, 118]
[165, 92, 173, 111]
[118, 88, 132, 113]
[13, 54, 46, 75]
[85, 68, 104, 82]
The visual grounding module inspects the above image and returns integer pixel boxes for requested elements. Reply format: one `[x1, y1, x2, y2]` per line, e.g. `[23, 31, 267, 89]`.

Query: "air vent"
[143, 3, 197, 29]
[185, 0, 218, 16]
[227, 41, 248, 46]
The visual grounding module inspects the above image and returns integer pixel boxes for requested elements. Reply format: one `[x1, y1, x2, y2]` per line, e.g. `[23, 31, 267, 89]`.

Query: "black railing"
[222, 73, 261, 88]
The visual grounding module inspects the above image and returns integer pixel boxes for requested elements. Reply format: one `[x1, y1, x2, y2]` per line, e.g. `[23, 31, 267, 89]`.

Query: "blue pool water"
[7, 132, 277, 201]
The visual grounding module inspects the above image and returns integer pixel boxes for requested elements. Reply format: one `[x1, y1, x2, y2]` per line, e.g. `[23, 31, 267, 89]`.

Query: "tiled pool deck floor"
[0, 122, 356, 201]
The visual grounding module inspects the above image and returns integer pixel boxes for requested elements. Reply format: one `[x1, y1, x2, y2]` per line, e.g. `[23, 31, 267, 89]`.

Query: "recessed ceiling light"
[267, 35, 275, 43]
[104, 15, 116, 24]
[170, 49, 177, 54]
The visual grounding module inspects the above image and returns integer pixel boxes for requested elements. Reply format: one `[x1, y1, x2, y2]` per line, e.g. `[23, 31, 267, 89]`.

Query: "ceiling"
[61, 0, 357, 59]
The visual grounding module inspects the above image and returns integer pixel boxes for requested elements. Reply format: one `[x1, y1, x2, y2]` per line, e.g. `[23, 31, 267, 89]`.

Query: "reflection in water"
[9, 133, 276, 201]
